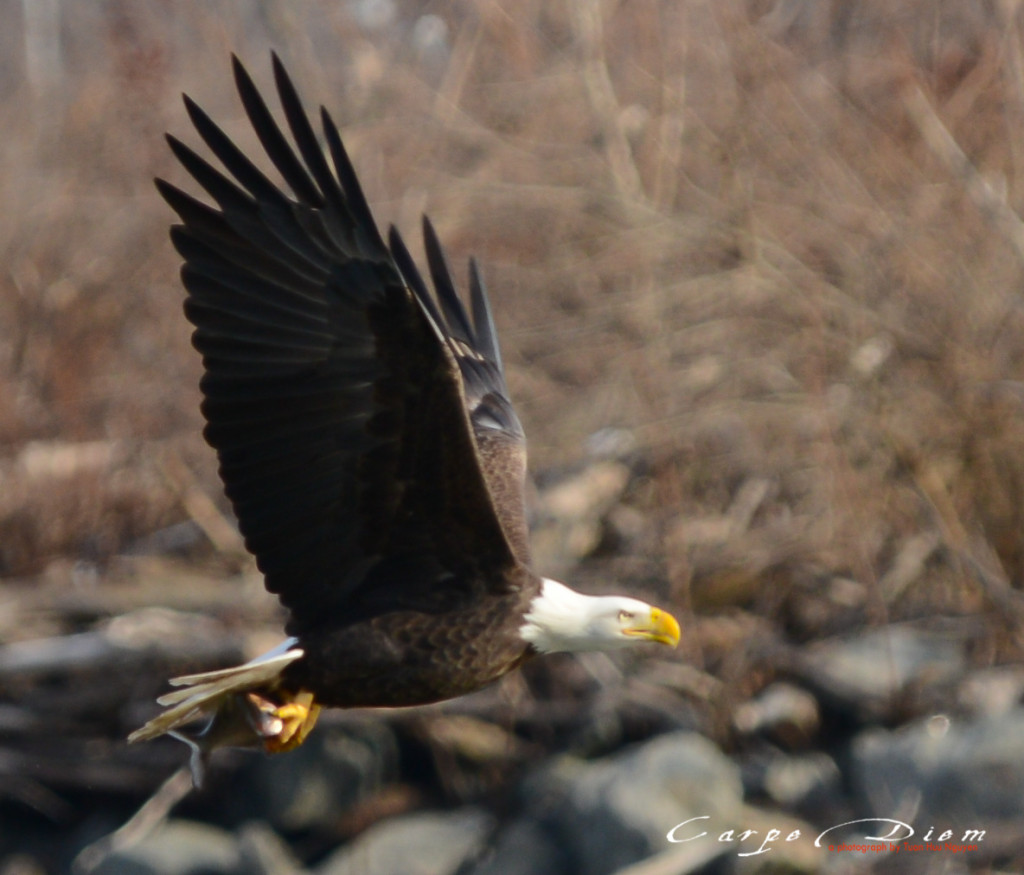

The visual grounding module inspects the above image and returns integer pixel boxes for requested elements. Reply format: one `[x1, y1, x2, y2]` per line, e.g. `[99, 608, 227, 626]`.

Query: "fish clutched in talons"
[128, 638, 319, 787]
[246, 691, 321, 754]
[167, 689, 321, 787]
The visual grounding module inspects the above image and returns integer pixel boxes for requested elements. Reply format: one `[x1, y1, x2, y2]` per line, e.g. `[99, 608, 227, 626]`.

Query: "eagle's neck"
[519, 578, 620, 654]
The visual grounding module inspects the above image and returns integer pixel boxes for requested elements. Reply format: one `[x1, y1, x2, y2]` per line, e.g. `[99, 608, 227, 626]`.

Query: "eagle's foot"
[246, 690, 321, 754]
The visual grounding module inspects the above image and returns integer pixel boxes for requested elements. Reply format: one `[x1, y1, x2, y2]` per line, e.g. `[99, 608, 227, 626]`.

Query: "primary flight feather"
[130, 54, 680, 781]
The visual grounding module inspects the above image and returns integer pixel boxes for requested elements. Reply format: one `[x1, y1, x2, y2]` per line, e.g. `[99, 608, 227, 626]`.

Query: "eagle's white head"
[519, 578, 681, 654]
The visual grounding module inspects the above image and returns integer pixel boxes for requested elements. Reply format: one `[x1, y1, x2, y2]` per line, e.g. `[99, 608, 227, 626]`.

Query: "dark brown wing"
[390, 218, 531, 564]
[160, 54, 533, 636]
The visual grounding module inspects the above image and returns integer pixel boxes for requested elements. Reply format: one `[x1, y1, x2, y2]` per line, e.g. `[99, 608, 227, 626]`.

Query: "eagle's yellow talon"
[246, 691, 321, 754]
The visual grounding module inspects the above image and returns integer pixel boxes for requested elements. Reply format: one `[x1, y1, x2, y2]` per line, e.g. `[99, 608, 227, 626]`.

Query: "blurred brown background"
[1, 1, 1023, 873]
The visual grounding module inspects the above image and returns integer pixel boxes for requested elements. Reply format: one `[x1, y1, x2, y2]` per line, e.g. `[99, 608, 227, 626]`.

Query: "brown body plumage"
[288, 581, 536, 709]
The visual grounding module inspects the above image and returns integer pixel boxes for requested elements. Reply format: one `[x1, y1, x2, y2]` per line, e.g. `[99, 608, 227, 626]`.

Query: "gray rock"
[236, 821, 306, 875]
[525, 731, 744, 875]
[0, 854, 46, 875]
[235, 717, 399, 832]
[530, 460, 632, 573]
[851, 709, 1024, 857]
[315, 808, 493, 875]
[795, 624, 967, 718]
[87, 820, 241, 875]
[733, 682, 820, 748]
[468, 817, 568, 875]
[957, 666, 1024, 718]
[761, 752, 842, 815]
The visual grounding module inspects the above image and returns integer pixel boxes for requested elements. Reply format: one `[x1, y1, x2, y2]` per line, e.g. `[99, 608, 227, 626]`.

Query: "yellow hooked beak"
[624, 606, 681, 647]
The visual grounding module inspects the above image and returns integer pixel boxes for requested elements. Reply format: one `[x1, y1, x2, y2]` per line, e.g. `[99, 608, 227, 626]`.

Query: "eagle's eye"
[618, 609, 635, 622]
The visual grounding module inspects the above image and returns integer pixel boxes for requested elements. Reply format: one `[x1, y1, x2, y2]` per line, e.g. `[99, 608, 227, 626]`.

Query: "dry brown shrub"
[0, 0, 1022, 666]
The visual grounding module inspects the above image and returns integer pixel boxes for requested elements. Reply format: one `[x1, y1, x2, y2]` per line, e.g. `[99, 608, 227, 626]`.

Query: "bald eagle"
[130, 55, 680, 779]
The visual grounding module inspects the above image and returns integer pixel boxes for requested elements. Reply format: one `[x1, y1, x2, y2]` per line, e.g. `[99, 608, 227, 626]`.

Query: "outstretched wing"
[161, 54, 531, 635]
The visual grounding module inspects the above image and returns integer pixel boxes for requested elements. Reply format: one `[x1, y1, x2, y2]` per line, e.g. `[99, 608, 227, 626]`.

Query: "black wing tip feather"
[270, 50, 288, 81]
[233, 52, 326, 209]
[468, 257, 503, 372]
[154, 175, 176, 201]
[421, 215, 477, 346]
[400, 217, 516, 426]
[269, 54, 312, 145]
[418, 215, 507, 376]
[165, 131, 188, 157]
[267, 52, 388, 259]
[156, 176, 216, 229]
[181, 93, 225, 149]
[172, 52, 393, 272]
[181, 91, 200, 117]
[321, 105, 389, 258]
[231, 54, 261, 110]
[168, 52, 509, 381]
[168, 55, 504, 378]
